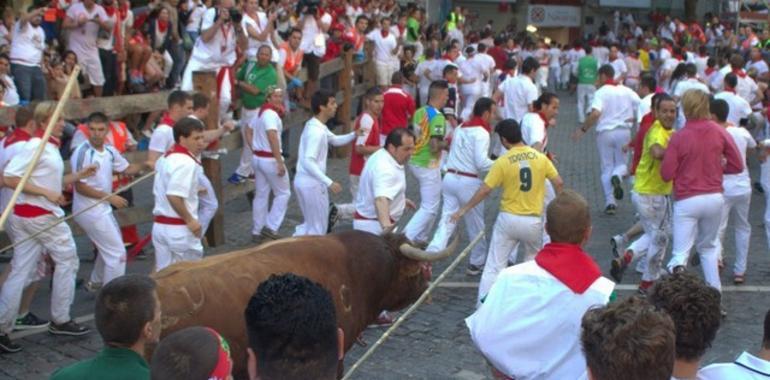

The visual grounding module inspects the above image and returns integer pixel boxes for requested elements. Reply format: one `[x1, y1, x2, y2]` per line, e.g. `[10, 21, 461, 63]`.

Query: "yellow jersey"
[634, 121, 673, 195]
[484, 145, 559, 216]
[639, 49, 650, 71]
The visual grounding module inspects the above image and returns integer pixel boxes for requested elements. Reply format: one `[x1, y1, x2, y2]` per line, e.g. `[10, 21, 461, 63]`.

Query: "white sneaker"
[610, 234, 626, 258]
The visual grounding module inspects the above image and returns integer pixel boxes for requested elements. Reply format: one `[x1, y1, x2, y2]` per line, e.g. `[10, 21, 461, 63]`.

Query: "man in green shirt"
[406, 9, 421, 45]
[405, 80, 448, 244]
[576, 45, 599, 124]
[51, 275, 161, 380]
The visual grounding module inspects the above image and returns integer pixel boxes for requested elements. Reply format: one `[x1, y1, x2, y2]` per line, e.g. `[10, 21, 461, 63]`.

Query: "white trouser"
[375, 61, 397, 87]
[419, 84, 430, 106]
[478, 212, 542, 302]
[716, 192, 751, 275]
[293, 176, 329, 236]
[405, 164, 442, 242]
[576, 84, 596, 123]
[761, 160, 770, 250]
[427, 174, 488, 267]
[181, 58, 231, 121]
[541, 180, 556, 245]
[198, 172, 218, 234]
[336, 175, 359, 220]
[597, 128, 631, 207]
[152, 223, 203, 272]
[535, 66, 548, 90]
[252, 156, 291, 234]
[75, 210, 126, 285]
[236, 109, 258, 178]
[353, 219, 383, 235]
[628, 232, 651, 273]
[0, 214, 79, 332]
[460, 82, 481, 121]
[667, 193, 725, 291]
[631, 193, 671, 282]
[548, 65, 561, 90]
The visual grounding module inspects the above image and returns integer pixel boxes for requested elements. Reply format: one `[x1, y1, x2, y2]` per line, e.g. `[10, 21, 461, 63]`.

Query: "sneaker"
[690, 252, 701, 267]
[611, 175, 624, 200]
[671, 265, 686, 274]
[610, 234, 625, 258]
[49, 320, 91, 336]
[466, 264, 483, 276]
[260, 228, 282, 241]
[609, 257, 628, 283]
[14, 312, 49, 330]
[734, 274, 745, 285]
[604, 204, 617, 215]
[327, 203, 339, 233]
[754, 182, 765, 194]
[227, 173, 247, 185]
[637, 286, 649, 297]
[0, 334, 21, 353]
[84, 281, 102, 294]
[368, 311, 395, 328]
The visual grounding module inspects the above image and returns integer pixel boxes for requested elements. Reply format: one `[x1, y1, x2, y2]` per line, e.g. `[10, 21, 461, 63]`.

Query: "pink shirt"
[660, 119, 744, 200]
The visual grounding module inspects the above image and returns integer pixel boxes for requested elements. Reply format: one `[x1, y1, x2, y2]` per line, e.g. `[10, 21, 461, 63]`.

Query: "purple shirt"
[661, 119, 744, 200]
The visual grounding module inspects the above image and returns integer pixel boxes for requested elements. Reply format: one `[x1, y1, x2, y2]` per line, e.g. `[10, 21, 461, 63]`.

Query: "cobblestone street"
[2, 93, 770, 379]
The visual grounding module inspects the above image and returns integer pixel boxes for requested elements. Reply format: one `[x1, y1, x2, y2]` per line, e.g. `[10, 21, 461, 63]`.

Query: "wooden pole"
[0, 65, 80, 231]
[334, 50, 355, 158]
[192, 71, 225, 246]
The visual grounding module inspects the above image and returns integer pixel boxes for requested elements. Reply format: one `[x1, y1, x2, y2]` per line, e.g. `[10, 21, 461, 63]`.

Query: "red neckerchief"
[663, 46, 672, 54]
[705, 67, 715, 76]
[724, 88, 736, 94]
[538, 112, 549, 126]
[34, 129, 60, 147]
[258, 102, 285, 118]
[603, 79, 618, 86]
[674, 54, 684, 61]
[733, 68, 748, 78]
[157, 19, 169, 34]
[160, 112, 175, 127]
[442, 54, 454, 62]
[573, 47, 580, 51]
[461, 116, 490, 133]
[534, 243, 602, 294]
[4, 128, 32, 148]
[164, 144, 201, 165]
[380, 28, 389, 38]
[397, 24, 405, 36]
[104, 5, 116, 16]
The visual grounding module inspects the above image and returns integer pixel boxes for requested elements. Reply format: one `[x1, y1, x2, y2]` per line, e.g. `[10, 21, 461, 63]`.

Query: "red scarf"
[733, 68, 747, 78]
[461, 116, 490, 133]
[4, 128, 32, 148]
[534, 243, 602, 294]
[34, 129, 60, 147]
[538, 112, 549, 126]
[157, 19, 169, 34]
[104, 5, 117, 17]
[258, 102, 285, 118]
[724, 88, 736, 94]
[604, 79, 618, 86]
[164, 144, 201, 165]
[160, 112, 175, 127]
[705, 67, 715, 76]
[380, 28, 389, 38]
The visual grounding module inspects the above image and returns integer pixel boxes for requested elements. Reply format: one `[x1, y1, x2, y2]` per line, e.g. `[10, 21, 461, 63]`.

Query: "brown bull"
[151, 230, 457, 378]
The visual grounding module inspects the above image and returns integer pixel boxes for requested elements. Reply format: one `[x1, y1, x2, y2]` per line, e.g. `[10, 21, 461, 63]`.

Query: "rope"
[0, 170, 156, 255]
[341, 230, 485, 380]
[0, 65, 81, 230]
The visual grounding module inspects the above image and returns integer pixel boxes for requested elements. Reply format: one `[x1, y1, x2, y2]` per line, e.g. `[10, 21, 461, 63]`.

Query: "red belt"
[447, 169, 478, 178]
[354, 211, 394, 223]
[253, 150, 274, 158]
[13, 204, 52, 218]
[154, 215, 186, 225]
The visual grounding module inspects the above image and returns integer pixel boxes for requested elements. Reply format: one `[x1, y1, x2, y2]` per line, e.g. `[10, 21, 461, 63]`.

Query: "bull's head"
[379, 233, 460, 311]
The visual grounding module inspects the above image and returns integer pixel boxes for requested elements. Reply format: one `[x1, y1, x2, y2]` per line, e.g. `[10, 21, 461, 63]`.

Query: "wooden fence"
[0, 47, 376, 248]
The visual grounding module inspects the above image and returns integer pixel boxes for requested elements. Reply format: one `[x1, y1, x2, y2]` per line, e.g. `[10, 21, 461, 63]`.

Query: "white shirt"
[354, 148, 406, 221]
[715, 91, 753, 127]
[593, 46, 609, 65]
[609, 58, 627, 80]
[366, 29, 397, 63]
[71, 142, 129, 216]
[445, 123, 493, 175]
[700, 351, 770, 380]
[498, 75, 538, 122]
[66, 2, 110, 56]
[0, 133, 30, 209]
[186, 1, 207, 32]
[673, 78, 710, 98]
[190, 8, 237, 66]
[252, 108, 283, 154]
[466, 261, 614, 380]
[566, 48, 585, 66]
[148, 123, 175, 153]
[152, 151, 202, 220]
[548, 48, 561, 68]
[591, 83, 640, 132]
[520, 112, 547, 149]
[2, 74, 19, 106]
[9, 21, 46, 67]
[723, 125, 756, 196]
[747, 59, 769, 76]
[299, 14, 327, 57]
[295, 117, 356, 186]
[415, 59, 438, 90]
[638, 93, 654, 123]
[737, 75, 760, 107]
[96, 12, 118, 51]
[4, 138, 65, 217]
[242, 12, 279, 63]
[458, 57, 483, 83]
[475, 53, 496, 78]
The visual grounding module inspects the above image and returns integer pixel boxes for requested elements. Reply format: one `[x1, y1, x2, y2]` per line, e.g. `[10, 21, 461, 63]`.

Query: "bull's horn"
[399, 234, 460, 262]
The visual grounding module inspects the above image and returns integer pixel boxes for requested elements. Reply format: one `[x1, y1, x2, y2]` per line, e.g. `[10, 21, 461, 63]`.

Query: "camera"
[214, 8, 243, 24]
[296, 0, 320, 15]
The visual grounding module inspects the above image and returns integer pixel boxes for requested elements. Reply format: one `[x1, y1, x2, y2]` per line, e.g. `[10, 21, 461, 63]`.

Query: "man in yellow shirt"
[611, 94, 676, 294]
[452, 119, 563, 302]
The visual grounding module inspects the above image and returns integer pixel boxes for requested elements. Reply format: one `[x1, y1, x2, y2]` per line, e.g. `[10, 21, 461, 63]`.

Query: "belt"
[13, 204, 52, 218]
[154, 215, 186, 225]
[447, 169, 478, 178]
[253, 150, 274, 158]
[354, 211, 394, 223]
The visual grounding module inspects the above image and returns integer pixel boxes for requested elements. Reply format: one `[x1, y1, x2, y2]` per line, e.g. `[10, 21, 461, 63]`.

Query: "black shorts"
[303, 53, 320, 81]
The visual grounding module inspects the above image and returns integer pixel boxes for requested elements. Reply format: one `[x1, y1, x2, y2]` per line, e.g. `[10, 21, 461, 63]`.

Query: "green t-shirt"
[51, 347, 150, 380]
[577, 55, 598, 85]
[237, 61, 278, 109]
[407, 17, 420, 43]
[410, 106, 446, 168]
